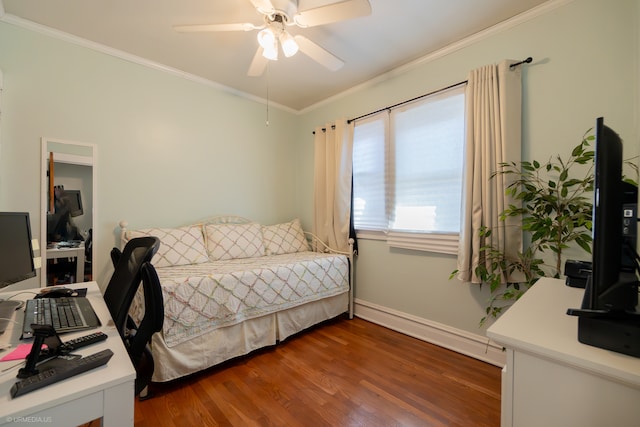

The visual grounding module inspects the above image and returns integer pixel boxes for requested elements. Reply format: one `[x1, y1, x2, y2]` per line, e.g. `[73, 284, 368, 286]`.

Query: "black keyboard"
[27, 298, 82, 329]
[10, 349, 114, 398]
[22, 297, 100, 337]
[56, 241, 81, 248]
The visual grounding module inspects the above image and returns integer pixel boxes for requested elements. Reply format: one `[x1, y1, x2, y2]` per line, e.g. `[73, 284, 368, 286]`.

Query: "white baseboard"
[354, 299, 506, 367]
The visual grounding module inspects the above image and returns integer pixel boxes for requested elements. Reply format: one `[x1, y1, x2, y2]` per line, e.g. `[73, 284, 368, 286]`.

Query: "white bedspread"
[152, 251, 349, 347]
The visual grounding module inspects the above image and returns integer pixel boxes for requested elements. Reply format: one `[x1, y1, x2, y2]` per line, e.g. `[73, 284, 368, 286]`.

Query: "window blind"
[352, 84, 465, 253]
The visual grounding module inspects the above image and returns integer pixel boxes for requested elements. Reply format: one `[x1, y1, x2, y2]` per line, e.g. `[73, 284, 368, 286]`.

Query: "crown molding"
[300, 0, 575, 114]
[0, 0, 575, 115]
[0, 11, 297, 115]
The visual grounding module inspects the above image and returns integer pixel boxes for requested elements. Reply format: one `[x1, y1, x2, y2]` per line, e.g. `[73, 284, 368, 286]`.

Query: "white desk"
[487, 278, 640, 427]
[0, 282, 136, 427]
[46, 244, 85, 284]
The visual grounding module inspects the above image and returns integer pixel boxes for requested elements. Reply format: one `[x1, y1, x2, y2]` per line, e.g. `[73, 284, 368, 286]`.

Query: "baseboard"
[354, 299, 506, 367]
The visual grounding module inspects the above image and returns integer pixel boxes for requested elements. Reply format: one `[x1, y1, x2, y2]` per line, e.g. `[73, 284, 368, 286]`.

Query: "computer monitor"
[46, 188, 83, 242]
[0, 212, 36, 289]
[61, 189, 83, 218]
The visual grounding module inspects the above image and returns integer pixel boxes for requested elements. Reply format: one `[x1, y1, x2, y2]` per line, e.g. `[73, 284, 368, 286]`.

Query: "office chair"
[104, 237, 158, 333]
[103, 236, 164, 397]
[130, 262, 164, 397]
[83, 228, 93, 281]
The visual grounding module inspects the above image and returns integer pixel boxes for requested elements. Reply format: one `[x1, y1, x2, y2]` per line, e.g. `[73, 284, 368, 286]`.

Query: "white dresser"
[487, 277, 640, 427]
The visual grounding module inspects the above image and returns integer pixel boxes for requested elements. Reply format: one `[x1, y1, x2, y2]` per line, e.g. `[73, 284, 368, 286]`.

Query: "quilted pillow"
[205, 222, 265, 260]
[262, 218, 309, 255]
[127, 226, 209, 268]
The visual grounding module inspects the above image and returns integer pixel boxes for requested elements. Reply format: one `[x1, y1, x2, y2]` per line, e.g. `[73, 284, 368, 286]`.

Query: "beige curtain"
[313, 118, 354, 252]
[456, 60, 523, 283]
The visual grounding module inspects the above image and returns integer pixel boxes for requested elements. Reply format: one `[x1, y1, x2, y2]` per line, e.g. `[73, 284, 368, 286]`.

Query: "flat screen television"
[582, 117, 638, 312]
[0, 212, 36, 289]
[588, 117, 627, 311]
[567, 117, 640, 357]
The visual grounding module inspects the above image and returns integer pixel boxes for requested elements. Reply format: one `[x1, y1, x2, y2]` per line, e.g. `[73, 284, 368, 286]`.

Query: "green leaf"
[576, 238, 592, 254]
[563, 179, 582, 188]
[571, 145, 583, 156]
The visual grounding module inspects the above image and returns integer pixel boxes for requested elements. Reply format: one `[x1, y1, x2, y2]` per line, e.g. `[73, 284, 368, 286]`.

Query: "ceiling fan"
[173, 0, 372, 77]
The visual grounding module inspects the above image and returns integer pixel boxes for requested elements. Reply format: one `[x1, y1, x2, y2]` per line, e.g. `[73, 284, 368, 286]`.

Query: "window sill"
[355, 230, 459, 255]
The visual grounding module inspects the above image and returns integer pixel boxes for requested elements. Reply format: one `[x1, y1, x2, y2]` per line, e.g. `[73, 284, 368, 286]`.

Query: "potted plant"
[457, 129, 638, 325]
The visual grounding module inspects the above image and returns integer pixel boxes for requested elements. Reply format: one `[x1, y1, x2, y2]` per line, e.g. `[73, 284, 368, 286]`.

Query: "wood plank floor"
[134, 316, 501, 427]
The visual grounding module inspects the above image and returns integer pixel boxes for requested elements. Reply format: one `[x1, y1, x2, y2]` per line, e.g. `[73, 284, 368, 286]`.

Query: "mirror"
[40, 138, 96, 287]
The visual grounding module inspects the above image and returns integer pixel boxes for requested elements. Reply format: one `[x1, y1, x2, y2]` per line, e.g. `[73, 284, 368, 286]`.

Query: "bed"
[118, 216, 354, 382]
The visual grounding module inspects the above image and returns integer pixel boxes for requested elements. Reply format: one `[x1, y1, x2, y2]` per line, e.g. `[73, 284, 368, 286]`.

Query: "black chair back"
[103, 236, 160, 338]
[129, 262, 164, 395]
[104, 236, 164, 397]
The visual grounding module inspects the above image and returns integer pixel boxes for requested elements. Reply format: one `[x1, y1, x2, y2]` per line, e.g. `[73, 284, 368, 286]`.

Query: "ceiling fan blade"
[173, 23, 260, 33]
[294, 35, 344, 71]
[293, 0, 371, 28]
[248, 0, 276, 15]
[248, 47, 269, 77]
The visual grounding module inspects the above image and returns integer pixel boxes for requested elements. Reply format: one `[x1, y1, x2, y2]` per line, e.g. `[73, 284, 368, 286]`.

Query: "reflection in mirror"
[40, 138, 96, 287]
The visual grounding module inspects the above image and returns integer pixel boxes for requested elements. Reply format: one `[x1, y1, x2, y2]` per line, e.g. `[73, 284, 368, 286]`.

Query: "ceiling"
[0, 0, 550, 111]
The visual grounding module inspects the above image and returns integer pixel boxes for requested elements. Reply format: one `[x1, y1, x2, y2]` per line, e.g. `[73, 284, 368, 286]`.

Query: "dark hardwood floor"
[134, 316, 501, 427]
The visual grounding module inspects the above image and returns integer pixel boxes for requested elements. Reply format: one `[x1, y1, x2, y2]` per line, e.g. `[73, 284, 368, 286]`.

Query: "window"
[352, 84, 465, 254]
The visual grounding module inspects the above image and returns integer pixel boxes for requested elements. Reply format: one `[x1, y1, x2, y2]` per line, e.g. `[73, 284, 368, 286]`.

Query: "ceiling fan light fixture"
[262, 43, 278, 61]
[257, 27, 276, 49]
[279, 31, 299, 57]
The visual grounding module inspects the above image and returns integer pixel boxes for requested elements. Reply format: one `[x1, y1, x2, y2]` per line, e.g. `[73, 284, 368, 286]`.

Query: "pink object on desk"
[0, 343, 46, 362]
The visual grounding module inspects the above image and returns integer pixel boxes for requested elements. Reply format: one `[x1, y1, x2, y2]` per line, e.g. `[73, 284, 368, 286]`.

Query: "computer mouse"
[36, 287, 78, 299]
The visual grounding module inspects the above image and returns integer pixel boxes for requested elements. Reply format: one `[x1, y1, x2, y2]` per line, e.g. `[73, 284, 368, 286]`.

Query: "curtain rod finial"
[510, 56, 533, 69]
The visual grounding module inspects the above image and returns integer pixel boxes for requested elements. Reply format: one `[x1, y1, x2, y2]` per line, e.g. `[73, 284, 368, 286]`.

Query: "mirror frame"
[40, 138, 97, 288]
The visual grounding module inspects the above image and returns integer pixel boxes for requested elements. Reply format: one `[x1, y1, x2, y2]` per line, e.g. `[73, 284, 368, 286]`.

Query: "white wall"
[0, 20, 300, 288]
[295, 0, 639, 335]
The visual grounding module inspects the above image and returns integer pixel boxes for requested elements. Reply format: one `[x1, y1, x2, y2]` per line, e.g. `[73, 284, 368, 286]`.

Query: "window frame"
[352, 84, 466, 255]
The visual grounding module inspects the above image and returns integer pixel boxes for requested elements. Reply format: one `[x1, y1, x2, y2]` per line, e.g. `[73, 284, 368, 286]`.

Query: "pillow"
[262, 218, 309, 255]
[205, 222, 265, 260]
[127, 226, 209, 268]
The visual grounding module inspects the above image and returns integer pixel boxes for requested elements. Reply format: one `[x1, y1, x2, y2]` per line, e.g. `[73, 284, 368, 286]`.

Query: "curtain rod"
[346, 80, 467, 125]
[313, 56, 533, 134]
[311, 80, 463, 134]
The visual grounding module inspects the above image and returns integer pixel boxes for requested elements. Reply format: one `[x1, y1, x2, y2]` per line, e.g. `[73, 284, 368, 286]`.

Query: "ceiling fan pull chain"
[265, 61, 270, 127]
